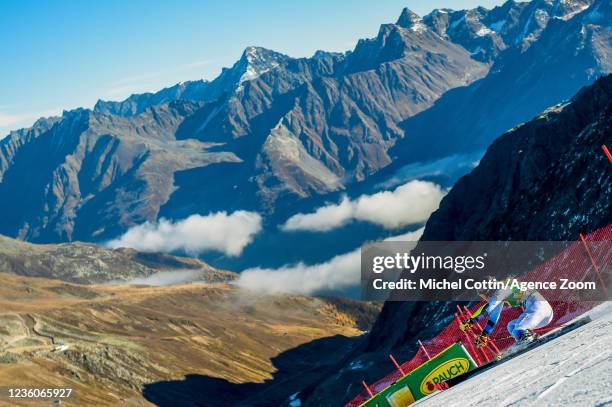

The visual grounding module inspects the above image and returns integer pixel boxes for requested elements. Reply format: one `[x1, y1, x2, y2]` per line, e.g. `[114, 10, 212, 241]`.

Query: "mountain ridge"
[397, 0, 611, 161]
[0, 4, 489, 243]
[0, 0, 609, 253]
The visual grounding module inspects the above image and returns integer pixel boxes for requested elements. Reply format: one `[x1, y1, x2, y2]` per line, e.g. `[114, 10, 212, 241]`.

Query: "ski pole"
[462, 309, 494, 362]
[492, 334, 515, 341]
[456, 313, 482, 366]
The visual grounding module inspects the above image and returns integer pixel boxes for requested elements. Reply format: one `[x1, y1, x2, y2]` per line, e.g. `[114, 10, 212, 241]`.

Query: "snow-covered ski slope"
[415, 302, 612, 407]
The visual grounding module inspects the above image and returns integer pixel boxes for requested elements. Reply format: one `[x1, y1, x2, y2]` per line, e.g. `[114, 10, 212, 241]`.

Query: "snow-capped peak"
[242, 46, 270, 62]
[222, 46, 289, 87]
[551, 0, 595, 20]
[396, 8, 428, 32]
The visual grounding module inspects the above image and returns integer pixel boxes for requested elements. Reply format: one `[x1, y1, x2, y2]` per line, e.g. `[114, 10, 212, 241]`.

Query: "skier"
[462, 284, 554, 348]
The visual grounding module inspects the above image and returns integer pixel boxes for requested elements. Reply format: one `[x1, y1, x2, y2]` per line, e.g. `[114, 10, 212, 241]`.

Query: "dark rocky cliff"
[301, 74, 612, 406]
[369, 73, 612, 353]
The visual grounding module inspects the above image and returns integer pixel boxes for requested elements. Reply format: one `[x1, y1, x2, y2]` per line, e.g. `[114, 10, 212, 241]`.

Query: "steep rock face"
[0, 117, 62, 183]
[400, 0, 611, 162]
[300, 75, 612, 407]
[0, 103, 240, 242]
[369, 74, 612, 354]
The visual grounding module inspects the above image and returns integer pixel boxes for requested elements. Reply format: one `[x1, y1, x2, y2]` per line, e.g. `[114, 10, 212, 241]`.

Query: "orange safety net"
[345, 224, 611, 407]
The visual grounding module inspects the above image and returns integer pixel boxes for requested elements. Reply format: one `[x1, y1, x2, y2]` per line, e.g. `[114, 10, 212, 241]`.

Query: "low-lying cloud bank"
[236, 228, 423, 295]
[283, 196, 353, 232]
[107, 211, 262, 256]
[378, 152, 482, 189]
[282, 180, 445, 232]
[110, 270, 204, 286]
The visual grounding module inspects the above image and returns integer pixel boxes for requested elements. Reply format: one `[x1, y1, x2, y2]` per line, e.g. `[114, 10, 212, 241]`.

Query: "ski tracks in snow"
[416, 303, 612, 407]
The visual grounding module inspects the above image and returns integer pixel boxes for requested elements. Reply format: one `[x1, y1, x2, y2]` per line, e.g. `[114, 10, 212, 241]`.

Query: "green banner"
[361, 343, 477, 407]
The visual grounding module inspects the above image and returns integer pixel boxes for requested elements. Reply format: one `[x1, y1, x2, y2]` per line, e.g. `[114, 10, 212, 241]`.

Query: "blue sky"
[0, 0, 507, 136]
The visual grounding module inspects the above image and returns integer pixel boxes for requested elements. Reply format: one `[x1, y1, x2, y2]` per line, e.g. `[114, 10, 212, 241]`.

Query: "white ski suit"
[484, 288, 554, 339]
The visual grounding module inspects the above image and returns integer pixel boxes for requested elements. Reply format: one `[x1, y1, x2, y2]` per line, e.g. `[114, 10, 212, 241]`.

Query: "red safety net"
[345, 225, 611, 407]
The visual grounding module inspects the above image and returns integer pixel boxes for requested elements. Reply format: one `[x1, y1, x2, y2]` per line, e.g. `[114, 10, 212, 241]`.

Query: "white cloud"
[282, 180, 445, 232]
[282, 196, 353, 232]
[109, 270, 203, 286]
[353, 181, 445, 229]
[107, 211, 262, 256]
[236, 228, 424, 295]
[237, 247, 361, 295]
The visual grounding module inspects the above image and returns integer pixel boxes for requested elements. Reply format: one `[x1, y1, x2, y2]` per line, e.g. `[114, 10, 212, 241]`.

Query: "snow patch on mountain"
[476, 26, 494, 36]
[410, 21, 428, 33]
[238, 46, 282, 83]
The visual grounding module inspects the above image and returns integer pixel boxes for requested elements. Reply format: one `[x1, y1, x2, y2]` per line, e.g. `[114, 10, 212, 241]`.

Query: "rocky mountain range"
[400, 0, 611, 161]
[3, 0, 608, 248]
[299, 73, 612, 407]
[1, 2, 610, 405]
[0, 1, 596, 242]
[0, 14, 489, 243]
[0, 233, 233, 284]
[93, 47, 293, 117]
[423, 0, 595, 61]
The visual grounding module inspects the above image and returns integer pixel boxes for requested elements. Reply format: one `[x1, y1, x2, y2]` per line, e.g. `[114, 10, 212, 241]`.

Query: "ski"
[495, 335, 541, 361]
[445, 315, 592, 387]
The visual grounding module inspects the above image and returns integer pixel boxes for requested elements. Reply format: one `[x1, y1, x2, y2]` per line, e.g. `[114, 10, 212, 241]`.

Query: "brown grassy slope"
[0, 273, 379, 406]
